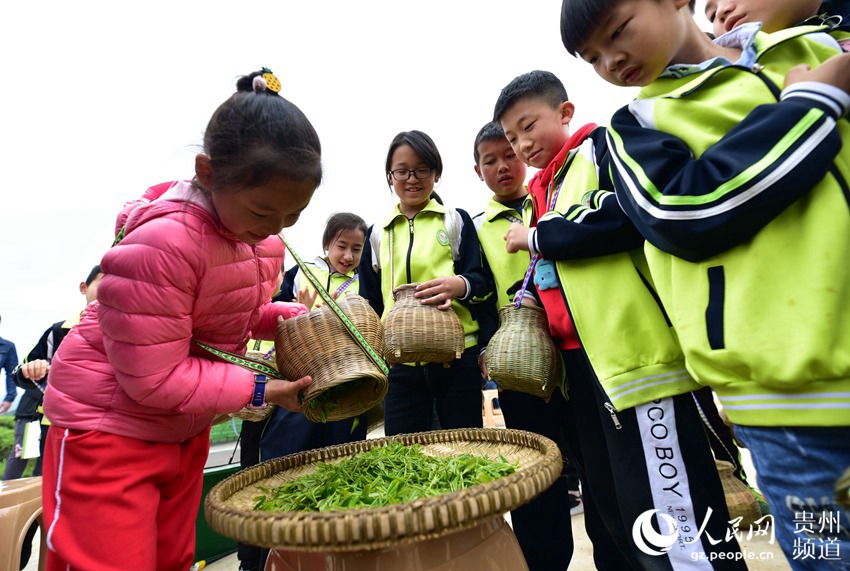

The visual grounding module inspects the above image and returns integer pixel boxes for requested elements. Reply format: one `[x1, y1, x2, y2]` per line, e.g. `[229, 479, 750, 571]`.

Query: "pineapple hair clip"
[253, 67, 282, 94]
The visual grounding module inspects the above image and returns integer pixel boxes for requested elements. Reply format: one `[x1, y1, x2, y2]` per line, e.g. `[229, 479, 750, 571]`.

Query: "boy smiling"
[561, 0, 850, 567]
[494, 69, 744, 569]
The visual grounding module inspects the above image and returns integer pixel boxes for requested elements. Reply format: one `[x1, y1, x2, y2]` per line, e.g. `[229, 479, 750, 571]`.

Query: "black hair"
[560, 0, 621, 56]
[473, 122, 508, 164]
[492, 70, 569, 123]
[196, 69, 322, 193]
[85, 265, 102, 287]
[561, 0, 695, 55]
[384, 130, 443, 187]
[322, 212, 368, 250]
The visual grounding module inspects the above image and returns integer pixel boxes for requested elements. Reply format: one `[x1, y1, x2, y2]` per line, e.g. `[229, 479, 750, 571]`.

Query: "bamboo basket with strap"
[384, 283, 465, 364]
[485, 159, 572, 399]
[381, 220, 465, 364]
[276, 293, 388, 423]
[277, 234, 389, 423]
[715, 459, 762, 528]
[486, 303, 564, 400]
[204, 428, 562, 552]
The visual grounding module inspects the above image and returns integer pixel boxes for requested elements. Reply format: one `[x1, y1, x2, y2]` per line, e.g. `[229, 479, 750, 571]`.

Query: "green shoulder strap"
[280, 234, 389, 376]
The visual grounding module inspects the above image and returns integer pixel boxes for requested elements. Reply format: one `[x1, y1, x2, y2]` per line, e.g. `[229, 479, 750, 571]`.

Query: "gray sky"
[0, 1, 710, 365]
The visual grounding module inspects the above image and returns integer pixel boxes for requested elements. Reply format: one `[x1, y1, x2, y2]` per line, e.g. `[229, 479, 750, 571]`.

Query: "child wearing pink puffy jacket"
[41, 68, 321, 571]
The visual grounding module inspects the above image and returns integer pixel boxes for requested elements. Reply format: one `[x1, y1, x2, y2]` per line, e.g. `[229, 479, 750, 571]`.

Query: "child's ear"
[559, 101, 576, 126]
[195, 154, 215, 191]
[474, 165, 484, 181]
[79, 282, 87, 295]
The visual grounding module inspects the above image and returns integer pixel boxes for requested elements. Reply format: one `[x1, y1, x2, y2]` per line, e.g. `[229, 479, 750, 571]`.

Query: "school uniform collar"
[382, 198, 446, 229]
[308, 256, 356, 279]
[484, 195, 528, 222]
[659, 22, 760, 80]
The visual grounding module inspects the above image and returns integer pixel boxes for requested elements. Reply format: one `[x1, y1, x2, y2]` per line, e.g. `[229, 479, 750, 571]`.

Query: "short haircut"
[85, 265, 102, 286]
[560, 0, 620, 56]
[322, 212, 367, 250]
[473, 122, 509, 164]
[493, 70, 569, 123]
[561, 0, 696, 55]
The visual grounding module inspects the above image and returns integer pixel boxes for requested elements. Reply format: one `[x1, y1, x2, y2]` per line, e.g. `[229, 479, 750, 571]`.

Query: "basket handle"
[280, 234, 390, 376]
[194, 341, 282, 378]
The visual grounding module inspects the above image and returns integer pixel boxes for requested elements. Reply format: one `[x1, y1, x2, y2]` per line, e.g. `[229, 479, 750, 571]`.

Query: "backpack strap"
[443, 207, 461, 263]
[370, 208, 461, 270]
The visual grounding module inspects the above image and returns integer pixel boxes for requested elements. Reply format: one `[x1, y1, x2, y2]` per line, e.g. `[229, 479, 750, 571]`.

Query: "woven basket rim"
[204, 428, 561, 552]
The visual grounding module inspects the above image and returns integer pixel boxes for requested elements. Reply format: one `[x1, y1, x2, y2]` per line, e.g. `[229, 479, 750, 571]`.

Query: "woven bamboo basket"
[486, 304, 564, 400]
[205, 428, 561, 552]
[383, 283, 465, 364]
[715, 459, 762, 527]
[276, 294, 388, 423]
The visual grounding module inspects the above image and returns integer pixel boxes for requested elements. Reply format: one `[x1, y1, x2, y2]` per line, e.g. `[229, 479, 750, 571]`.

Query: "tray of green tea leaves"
[205, 428, 562, 551]
[253, 441, 516, 512]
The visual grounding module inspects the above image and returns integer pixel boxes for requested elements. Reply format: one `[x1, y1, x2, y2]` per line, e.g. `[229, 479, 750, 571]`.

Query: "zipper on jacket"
[406, 218, 415, 284]
[604, 402, 623, 430]
[564, 295, 623, 430]
[752, 68, 781, 100]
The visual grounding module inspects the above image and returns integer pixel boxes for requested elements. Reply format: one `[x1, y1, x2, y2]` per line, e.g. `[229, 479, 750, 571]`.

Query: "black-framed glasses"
[389, 167, 434, 181]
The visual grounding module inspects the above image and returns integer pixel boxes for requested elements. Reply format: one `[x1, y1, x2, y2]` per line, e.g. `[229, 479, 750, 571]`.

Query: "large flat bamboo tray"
[204, 428, 561, 552]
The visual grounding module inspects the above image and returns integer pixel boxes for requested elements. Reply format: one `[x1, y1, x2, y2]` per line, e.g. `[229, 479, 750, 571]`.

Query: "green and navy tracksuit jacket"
[278, 257, 358, 309]
[523, 125, 702, 411]
[472, 196, 531, 349]
[358, 198, 493, 350]
[607, 23, 850, 426]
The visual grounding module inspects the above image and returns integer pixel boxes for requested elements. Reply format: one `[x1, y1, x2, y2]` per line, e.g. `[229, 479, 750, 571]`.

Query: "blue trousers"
[734, 424, 850, 571]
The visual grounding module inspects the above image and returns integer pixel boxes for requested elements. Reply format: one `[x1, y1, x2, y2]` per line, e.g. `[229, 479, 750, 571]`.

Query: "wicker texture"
[383, 284, 465, 364]
[715, 460, 762, 527]
[486, 304, 564, 399]
[275, 294, 388, 423]
[205, 428, 561, 552]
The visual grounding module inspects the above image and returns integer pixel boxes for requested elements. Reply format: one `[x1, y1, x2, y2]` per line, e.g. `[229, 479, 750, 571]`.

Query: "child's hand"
[20, 359, 49, 382]
[785, 53, 850, 93]
[504, 223, 530, 253]
[414, 277, 466, 310]
[265, 375, 312, 412]
[297, 287, 318, 311]
[278, 301, 309, 318]
[519, 296, 538, 308]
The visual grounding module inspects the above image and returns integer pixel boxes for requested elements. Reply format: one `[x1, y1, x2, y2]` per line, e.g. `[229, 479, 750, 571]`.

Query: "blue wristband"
[248, 374, 268, 409]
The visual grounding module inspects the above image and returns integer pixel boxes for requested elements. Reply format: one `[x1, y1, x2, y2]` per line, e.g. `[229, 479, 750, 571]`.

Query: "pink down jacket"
[44, 180, 305, 443]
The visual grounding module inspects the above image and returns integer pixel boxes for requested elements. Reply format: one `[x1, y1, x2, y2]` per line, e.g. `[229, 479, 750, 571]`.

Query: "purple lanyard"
[514, 164, 568, 308]
[500, 211, 524, 225]
[333, 274, 357, 298]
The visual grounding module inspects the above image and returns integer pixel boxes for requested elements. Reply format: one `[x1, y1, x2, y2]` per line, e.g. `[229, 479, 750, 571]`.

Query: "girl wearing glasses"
[359, 130, 494, 435]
